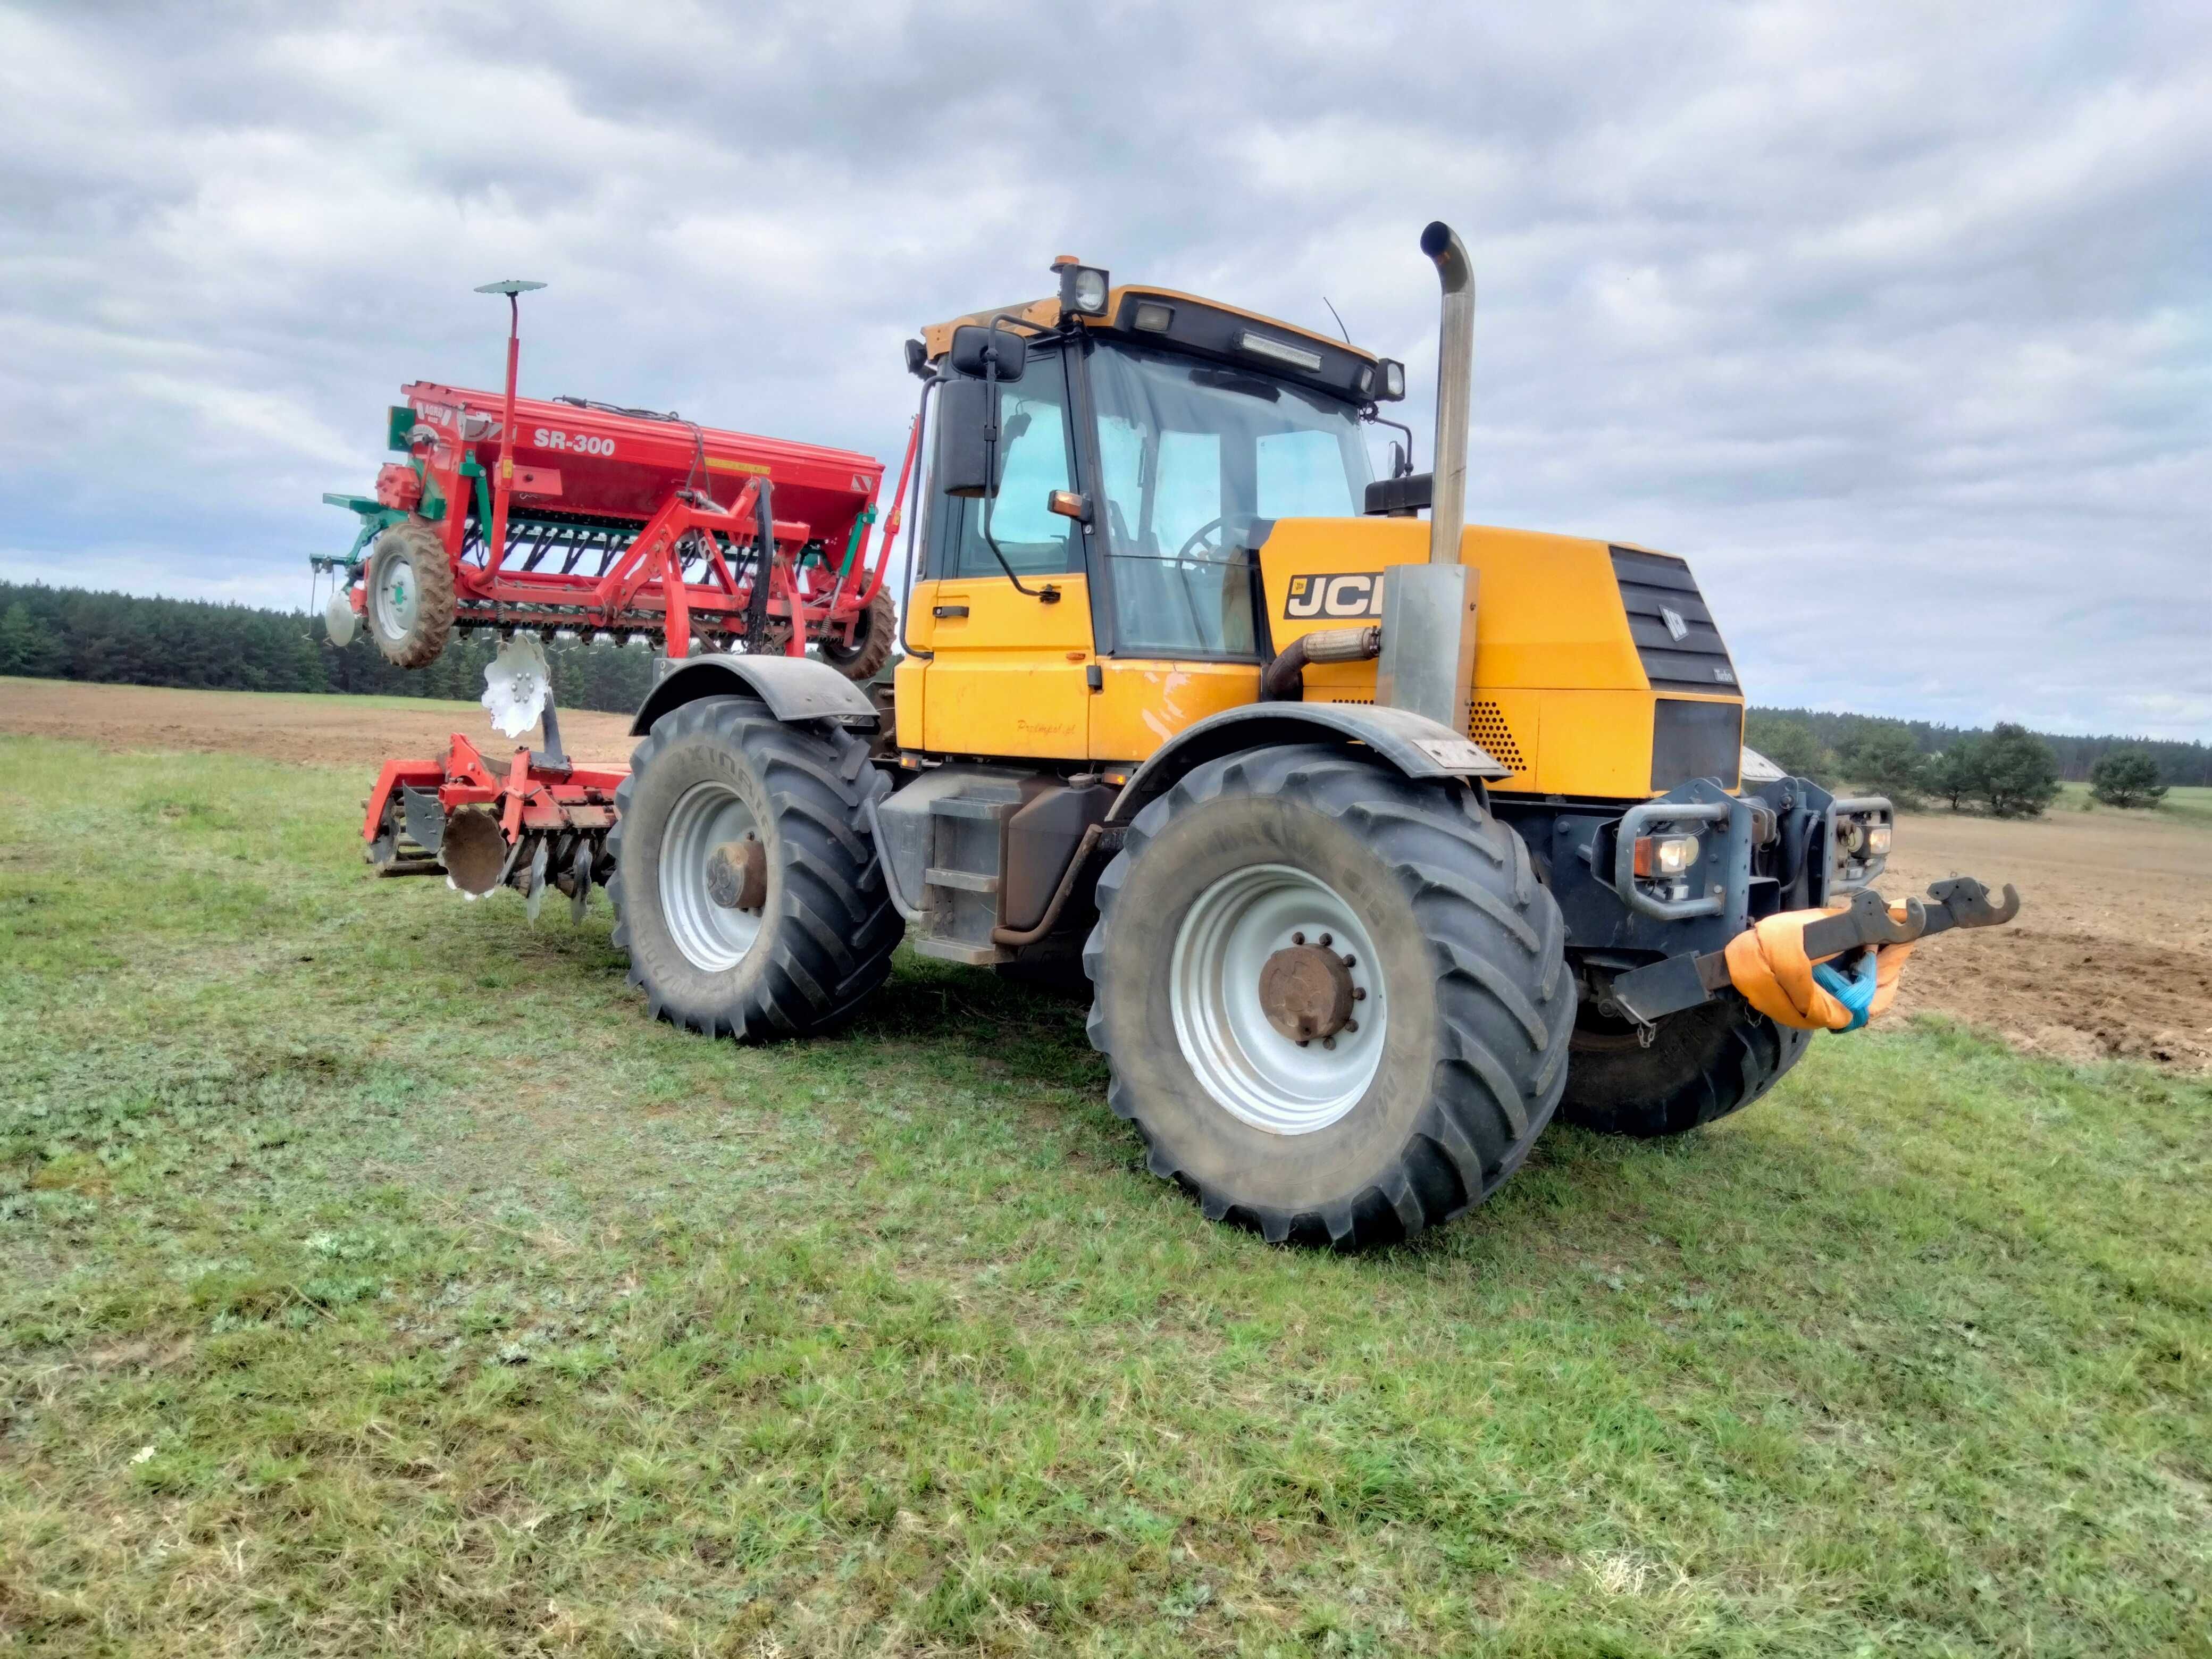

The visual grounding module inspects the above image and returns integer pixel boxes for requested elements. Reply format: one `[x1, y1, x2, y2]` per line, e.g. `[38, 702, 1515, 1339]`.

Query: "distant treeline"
[1, 582, 2206, 783]
[0, 581, 658, 714]
[1750, 705, 2211, 787]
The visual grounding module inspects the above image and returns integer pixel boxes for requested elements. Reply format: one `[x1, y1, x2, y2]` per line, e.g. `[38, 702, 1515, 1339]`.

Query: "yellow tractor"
[606, 223, 2018, 1246]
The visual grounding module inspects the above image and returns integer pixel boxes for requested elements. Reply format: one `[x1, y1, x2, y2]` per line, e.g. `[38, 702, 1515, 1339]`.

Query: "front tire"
[1084, 746, 1573, 1249]
[1556, 996, 1813, 1137]
[608, 696, 901, 1040]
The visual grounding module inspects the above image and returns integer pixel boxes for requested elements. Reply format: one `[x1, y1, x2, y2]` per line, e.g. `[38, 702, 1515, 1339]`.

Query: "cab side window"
[934, 349, 1079, 580]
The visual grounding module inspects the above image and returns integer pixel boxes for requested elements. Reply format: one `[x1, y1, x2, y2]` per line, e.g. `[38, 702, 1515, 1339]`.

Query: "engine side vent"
[1468, 701, 1526, 772]
[1611, 546, 1740, 694]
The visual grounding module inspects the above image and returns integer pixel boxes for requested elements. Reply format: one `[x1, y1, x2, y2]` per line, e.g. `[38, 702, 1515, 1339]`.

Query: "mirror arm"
[1362, 407, 1417, 478]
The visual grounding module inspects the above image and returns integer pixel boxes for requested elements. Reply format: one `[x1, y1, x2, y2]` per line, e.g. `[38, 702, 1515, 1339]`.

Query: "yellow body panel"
[921, 287, 1373, 364]
[899, 517, 1741, 801]
[903, 575, 1094, 760]
[1090, 659, 1261, 764]
[1259, 518, 1744, 799]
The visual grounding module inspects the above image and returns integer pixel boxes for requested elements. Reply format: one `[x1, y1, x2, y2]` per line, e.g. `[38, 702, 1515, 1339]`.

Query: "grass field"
[2057, 781, 2212, 827]
[4, 737, 2210, 1656]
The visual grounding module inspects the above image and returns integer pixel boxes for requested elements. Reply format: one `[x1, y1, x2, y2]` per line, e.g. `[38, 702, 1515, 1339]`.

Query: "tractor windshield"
[1090, 340, 1373, 658]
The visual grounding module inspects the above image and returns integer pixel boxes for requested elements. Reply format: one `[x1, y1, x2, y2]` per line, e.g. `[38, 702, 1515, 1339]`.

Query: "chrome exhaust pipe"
[1420, 220, 1473, 565]
[1376, 221, 1481, 731]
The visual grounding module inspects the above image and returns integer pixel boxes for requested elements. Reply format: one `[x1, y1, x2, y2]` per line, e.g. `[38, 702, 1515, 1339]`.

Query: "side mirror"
[948, 323, 1026, 382]
[935, 377, 996, 499]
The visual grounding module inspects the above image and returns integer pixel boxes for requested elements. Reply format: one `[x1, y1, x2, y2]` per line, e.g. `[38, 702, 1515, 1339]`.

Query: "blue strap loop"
[1810, 948, 1879, 1032]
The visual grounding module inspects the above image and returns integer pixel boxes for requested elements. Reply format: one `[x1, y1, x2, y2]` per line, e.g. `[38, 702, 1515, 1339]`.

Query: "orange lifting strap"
[1723, 904, 1918, 1033]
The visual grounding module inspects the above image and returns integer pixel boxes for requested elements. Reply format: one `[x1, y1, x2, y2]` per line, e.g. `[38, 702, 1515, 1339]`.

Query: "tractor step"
[925, 866, 999, 893]
[911, 936, 1008, 967]
[928, 793, 1021, 820]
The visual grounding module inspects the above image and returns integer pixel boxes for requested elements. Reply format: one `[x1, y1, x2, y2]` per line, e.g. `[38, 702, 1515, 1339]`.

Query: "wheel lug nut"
[1322, 1036, 1336, 1050]
[1344, 1018, 1358, 1033]
[1318, 933, 1333, 948]
[1292, 931, 1305, 945]
[1340, 953, 1356, 968]
[1352, 987, 1366, 1002]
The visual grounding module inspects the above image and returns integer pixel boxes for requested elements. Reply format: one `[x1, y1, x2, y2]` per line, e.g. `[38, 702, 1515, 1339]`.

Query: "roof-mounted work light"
[1052, 255, 1110, 316]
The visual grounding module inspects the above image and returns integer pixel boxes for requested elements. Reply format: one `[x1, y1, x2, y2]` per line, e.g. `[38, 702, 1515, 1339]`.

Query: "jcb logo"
[1285, 572, 1386, 619]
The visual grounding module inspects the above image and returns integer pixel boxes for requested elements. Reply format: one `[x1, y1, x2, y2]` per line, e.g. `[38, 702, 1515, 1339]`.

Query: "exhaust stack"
[1420, 221, 1473, 565]
[1376, 221, 1481, 733]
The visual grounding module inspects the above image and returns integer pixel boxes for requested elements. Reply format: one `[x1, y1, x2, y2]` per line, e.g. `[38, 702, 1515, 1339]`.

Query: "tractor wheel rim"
[659, 781, 764, 971]
[373, 552, 417, 639]
[1169, 863, 1385, 1136]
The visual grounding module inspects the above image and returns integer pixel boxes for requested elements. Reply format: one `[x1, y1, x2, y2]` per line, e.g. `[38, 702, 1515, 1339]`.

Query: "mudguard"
[1110, 701, 1508, 823]
[629, 653, 879, 734]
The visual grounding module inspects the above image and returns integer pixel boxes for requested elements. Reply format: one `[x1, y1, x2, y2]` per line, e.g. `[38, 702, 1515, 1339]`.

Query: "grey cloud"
[1, 0, 2205, 735]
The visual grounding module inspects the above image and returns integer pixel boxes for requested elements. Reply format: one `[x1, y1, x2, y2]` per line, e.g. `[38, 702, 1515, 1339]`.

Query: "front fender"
[629, 653, 878, 735]
[1110, 702, 1507, 823]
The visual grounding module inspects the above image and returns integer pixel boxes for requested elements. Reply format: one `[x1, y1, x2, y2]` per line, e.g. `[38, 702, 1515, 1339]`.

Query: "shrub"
[1925, 740, 1985, 811]
[2089, 750, 2168, 809]
[1745, 714, 1828, 783]
[1977, 723, 2063, 818]
[1840, 723, 1928, 807]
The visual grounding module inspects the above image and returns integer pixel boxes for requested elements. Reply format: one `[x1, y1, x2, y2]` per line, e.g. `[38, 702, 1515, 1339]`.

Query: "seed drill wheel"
[364, 516, 456, 669]
[1084, 745, 1574, 1249]
[608, 694, 902, 1039]
[819, 586, 898, 681]
[1555, 998, 1813, 1138]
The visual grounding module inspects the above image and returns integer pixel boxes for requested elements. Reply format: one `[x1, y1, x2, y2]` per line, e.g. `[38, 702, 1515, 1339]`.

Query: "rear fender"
[630, 653, 879, 734]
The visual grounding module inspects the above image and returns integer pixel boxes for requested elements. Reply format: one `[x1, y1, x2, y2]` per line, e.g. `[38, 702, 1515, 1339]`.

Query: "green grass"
[3, 739, 2208, 1657]
[2056, 780, 2212, 826]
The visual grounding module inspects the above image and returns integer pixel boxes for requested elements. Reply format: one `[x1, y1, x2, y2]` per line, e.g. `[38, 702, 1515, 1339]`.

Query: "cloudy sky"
[3, 1, 2206, 736]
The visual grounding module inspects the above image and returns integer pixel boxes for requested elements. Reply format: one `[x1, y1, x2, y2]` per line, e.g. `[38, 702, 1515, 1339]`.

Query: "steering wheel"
[1174, 515, 1234, 563]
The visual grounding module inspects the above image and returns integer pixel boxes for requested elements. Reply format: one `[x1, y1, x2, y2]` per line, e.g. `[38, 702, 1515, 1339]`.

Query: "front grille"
[1652, 697, 1742, 790]
[1611, 546, 1740, 694]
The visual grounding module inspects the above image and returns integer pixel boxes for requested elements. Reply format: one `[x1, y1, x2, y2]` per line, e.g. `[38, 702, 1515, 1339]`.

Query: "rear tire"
[1084, 745, 1573, 1249]
[1556, 996, 1813, 1137]
[364, 516, 456, 669]
[608, 696, 901, 1040]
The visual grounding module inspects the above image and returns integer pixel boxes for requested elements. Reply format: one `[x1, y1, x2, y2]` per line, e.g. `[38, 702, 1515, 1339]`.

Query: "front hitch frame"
[1606, 875, 2022, 1026]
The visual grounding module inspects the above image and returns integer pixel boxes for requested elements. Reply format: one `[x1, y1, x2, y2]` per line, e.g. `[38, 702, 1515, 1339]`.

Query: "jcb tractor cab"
[603, 222, 2020, 1248]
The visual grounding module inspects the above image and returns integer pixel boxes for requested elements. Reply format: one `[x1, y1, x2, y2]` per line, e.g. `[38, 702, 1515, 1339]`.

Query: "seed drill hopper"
[319, 282, 912, 676]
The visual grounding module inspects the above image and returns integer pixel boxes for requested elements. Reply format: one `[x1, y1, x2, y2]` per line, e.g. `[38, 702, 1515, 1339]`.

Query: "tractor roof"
[920, 284, 1387, 406]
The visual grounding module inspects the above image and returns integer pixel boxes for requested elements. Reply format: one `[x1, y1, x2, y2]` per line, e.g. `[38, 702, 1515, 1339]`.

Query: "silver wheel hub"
[373, 549, 418, 639]
[660, 781, 765, 971]
[1169, 864, 1386, 1136]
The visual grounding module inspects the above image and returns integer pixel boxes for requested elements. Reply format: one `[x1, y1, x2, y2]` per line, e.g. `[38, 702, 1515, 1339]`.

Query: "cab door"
[917, 348, 1094, 761]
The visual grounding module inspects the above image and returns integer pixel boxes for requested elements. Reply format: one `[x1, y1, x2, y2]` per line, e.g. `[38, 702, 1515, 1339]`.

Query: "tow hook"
[1606, 877, 2022, 1027]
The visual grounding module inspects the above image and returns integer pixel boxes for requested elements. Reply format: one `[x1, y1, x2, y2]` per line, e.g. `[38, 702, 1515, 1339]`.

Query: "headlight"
[1633, 833, 1700, 878]
[1865, 822, 1892, 856]
[1377, 358, 1406, 401]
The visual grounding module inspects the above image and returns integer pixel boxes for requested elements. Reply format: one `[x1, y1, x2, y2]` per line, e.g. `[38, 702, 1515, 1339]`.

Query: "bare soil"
[6, 677, 2207, 1070]
[1881, 807, 2212, 1071]
[0, 677, 638, 770]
